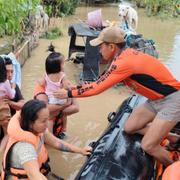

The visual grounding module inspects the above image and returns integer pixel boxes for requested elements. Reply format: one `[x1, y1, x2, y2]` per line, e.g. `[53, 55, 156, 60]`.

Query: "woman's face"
[31, 107, 49, 134]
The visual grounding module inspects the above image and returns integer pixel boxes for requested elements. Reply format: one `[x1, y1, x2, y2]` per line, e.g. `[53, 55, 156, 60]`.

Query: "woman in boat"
[1, 99, 92, 180]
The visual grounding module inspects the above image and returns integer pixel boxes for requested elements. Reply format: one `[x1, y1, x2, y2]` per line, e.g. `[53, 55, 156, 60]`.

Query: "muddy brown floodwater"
[20, 5, 180, 180]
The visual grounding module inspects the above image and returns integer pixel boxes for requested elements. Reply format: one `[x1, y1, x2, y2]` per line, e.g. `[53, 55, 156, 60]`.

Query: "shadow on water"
[19, 5, 180, 180]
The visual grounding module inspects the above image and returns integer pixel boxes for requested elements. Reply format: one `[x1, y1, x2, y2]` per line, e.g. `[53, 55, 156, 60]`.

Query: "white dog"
[118, 4, 138, 30]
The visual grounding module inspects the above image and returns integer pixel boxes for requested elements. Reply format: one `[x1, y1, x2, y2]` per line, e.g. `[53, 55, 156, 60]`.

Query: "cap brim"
[90, 38, 103, 46]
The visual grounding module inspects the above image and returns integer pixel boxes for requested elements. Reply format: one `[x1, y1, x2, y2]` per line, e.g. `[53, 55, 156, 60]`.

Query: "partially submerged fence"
[0, 33, 39, 67]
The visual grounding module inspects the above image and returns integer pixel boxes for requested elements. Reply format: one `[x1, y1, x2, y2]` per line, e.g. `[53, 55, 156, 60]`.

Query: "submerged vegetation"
[40, 27, 63, 39]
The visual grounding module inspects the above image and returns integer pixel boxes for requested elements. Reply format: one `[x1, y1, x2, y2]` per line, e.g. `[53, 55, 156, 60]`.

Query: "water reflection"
[166, 33, 180, 80]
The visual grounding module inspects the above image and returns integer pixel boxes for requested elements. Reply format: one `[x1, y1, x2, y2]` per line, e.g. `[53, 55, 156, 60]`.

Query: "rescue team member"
[162, 161, 180, 180]
[52, 26, 180, 167]
[1, 100, 92, 180]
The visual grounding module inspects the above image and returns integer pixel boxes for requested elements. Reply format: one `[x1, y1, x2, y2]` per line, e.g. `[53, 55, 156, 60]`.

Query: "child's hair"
[0, 56, 7, 83]
[20, 99, 47, 131]
[45, 44, 64, 74]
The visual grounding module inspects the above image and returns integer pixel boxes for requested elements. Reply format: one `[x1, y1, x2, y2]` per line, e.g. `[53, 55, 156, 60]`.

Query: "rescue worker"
[162, 161, 180, 180]
[52, 26, 180, 166]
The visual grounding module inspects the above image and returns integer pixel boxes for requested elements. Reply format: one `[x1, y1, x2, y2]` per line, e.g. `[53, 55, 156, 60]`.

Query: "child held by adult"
[0, 57, 16, 152]
[0, 57, 15, 100]
[38, 44, 79, 139]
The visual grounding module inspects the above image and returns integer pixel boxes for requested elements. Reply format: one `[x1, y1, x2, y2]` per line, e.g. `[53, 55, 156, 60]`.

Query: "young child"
[0, 57, 15, 100]
[44, 45, 79, 138]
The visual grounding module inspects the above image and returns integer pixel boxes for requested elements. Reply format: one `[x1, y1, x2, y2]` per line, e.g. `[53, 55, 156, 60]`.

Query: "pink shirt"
[45, 73, 65, 96]
[0, 80, 15, 99]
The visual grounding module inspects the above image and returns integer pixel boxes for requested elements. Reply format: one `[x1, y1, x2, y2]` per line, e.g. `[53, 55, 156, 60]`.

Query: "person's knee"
[72, 104, 79, 113]
[67, 105, 79, 115]
[74, 107, 79, 113]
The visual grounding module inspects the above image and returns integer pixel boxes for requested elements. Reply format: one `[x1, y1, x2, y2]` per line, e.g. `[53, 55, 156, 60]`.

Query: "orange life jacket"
[155, 139, 180, 180]
[162, 161, 180, 180]
[1, 112, 50, 180]
[70, 49, 180, 100]
[34, 83, 64, 137]
[34, 82, 46, 99]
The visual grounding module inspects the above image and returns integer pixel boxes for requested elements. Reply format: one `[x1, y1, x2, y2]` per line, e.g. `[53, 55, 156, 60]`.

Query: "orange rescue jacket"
[162, 161, 180, 180]
[1, 112, 50, 180]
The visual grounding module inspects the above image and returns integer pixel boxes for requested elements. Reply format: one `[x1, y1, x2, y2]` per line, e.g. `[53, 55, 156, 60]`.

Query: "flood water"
[21, 5, 180, 180]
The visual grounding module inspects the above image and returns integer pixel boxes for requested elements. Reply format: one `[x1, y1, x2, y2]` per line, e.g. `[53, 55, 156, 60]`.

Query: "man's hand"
[53, 89, 68, 99]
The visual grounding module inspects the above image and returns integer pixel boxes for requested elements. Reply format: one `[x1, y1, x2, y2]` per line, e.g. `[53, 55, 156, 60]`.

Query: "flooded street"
[21, 5, 180, 179]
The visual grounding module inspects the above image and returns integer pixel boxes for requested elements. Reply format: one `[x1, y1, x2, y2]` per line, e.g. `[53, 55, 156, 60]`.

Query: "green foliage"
[42, 0, 80, 17]
[0, 0, 40, 37]
[130, 0, 180, 17]
[59, 0, 80, 16]
[40, 27, 63, 39]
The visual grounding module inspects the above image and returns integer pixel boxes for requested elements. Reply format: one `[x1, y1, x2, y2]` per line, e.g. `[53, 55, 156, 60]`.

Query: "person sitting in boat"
[1, 51, 22, 89]
[0, 100, 11, 153]
[51, 25, 180, 167]
[1, 99, 92, 180]
[4, 57, 24, 116]
[36, 45, 79, 139]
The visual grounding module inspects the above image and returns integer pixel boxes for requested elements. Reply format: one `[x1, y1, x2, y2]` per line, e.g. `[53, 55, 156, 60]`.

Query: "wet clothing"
[10, 84, 24, 116]
[68, 49, 180, 100]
